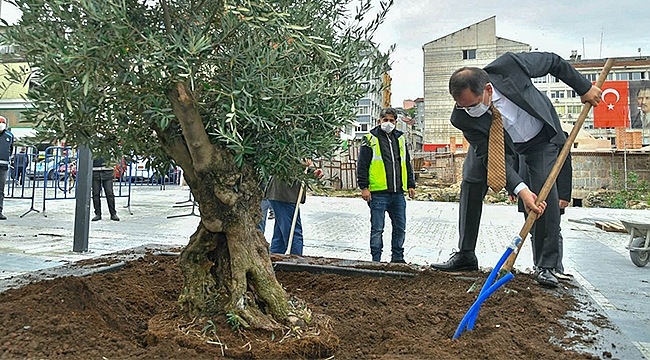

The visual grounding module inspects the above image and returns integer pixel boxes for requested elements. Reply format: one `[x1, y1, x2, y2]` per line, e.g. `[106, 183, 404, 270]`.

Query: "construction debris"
[594, 221, 628, 233]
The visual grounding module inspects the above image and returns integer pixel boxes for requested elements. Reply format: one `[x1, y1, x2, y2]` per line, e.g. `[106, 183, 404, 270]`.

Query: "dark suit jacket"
[452, 52, 592, 193]
[630, 111, 645, 129]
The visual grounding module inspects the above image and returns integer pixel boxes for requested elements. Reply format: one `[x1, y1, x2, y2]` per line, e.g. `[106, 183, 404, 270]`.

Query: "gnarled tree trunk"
[156, 82, 290, 331]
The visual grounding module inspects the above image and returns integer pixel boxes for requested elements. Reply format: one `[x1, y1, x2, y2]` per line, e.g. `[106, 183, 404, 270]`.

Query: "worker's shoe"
[391, 259, 406, 264]
[91, 214, 102, 221]
[430, 251, 478, 272]
[110, 214, 120, 221]
[535, 268, 559, 288]
[0, 213, 6, 220]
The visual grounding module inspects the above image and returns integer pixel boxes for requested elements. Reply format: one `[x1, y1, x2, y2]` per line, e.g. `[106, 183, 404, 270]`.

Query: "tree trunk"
[175, 160, 290, 331]
[159, 82, 290, 331]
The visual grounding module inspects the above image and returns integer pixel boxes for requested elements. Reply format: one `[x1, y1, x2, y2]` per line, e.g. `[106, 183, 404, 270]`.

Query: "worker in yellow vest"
[356, 107, 416, 263]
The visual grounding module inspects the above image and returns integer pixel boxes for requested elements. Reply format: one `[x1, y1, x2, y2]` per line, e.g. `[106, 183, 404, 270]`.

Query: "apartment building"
[422, 16, 529, 151]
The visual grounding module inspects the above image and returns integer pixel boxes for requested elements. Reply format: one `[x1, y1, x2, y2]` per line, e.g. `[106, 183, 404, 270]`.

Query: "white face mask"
[380, 121, 395, 133]
[465, 101, 490, 118]
[0, 123, 6, 131]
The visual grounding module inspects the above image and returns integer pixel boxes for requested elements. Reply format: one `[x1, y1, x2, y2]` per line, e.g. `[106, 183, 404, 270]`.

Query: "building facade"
[421, 16, 530, 151]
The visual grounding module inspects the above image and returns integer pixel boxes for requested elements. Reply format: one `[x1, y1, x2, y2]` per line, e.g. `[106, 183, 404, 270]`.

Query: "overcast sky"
[371, 0, 650, 106]
[3, 1, 649, 108]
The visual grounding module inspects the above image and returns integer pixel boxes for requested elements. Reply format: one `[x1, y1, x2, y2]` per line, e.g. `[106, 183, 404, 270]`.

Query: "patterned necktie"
[487, 104, 506, 192]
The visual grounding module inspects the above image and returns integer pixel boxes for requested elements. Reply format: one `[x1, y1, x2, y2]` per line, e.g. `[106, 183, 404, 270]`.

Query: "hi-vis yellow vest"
[365, 133, 407, 192]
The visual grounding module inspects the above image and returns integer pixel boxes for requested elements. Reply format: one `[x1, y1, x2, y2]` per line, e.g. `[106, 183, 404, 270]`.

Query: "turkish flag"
[593, 81, 629, 128]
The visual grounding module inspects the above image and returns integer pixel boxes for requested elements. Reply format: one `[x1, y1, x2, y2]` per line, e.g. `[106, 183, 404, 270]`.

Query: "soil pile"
[0, 252, 612, 359]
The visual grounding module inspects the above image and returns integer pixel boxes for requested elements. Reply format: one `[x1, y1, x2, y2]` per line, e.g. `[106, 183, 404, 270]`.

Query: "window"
[462, 49, 476, 60]
[615, 72, 631, 81]
[631, 72, 645, 80]
[533, 76, 547, 83]
[584, 73, 598, 82]
[355, 124, 368, 132]
[550, 90, 565, 99]
[357, 105, 370, 115]
[569, 90, 578, 98]
[568, 105, 582, 113]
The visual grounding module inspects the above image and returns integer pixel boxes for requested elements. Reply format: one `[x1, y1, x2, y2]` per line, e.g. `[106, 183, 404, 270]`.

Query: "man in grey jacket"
[265, 163, 322, 255]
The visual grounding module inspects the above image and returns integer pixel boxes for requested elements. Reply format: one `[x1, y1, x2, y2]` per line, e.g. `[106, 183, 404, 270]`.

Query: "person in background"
[265, 162, 322, 255]
[92, 157, 120, 221]
[356, 107, 416, 263]
[0, 116, 13, 220]
[13, 147, 29, 186]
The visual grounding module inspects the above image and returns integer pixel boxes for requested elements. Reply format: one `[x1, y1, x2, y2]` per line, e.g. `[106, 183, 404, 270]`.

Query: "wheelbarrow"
[620, 220, 650, 267]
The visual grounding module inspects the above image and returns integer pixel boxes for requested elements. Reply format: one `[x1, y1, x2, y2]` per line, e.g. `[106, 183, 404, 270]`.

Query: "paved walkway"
[0, 185, 648, 358]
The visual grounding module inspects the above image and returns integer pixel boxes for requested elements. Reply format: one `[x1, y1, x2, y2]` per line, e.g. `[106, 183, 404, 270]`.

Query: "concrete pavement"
[0, 185, 649, 358]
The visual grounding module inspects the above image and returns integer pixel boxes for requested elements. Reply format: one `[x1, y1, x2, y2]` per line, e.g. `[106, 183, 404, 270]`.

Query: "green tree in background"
[3, 0, 392, 333]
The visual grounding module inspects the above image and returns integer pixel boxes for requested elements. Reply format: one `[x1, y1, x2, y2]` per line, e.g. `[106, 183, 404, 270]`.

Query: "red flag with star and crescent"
[593, 81, 629, 128]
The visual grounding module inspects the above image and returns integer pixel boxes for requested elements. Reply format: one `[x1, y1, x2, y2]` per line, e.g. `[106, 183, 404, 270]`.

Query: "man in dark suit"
[431, 52, 601, 288]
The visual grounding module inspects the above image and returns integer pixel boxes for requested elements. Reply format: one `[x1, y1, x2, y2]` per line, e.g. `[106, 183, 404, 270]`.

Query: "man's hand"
[518, 188, 546, 215]
[361, 188, 371, 202]
[408, 188, 415, 199]
[508, 194, 517, 203]
[314, 168, 323, 178]
[580, 85, 602, 107]
[559, 199, 570, 209]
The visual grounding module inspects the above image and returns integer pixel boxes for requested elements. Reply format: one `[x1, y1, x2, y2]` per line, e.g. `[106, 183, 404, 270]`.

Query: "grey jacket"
[264, 176, 306, 204]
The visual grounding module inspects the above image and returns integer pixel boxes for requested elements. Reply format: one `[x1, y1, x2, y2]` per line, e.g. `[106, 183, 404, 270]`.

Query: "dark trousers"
[15, 166, 25, 185]
[92, 170, 117, 216]
[515, 137, 561, 269]
[458, 180, 488, 252]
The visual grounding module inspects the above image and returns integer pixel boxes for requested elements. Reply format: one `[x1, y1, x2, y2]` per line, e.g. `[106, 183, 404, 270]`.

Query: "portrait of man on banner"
[593, 80, 629, 128]
[629, 80, 650, 145]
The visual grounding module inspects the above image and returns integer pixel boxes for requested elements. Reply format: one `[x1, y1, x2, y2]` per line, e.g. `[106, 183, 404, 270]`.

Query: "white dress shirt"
[491, 87, 543, 143]
[491, 86, 544, 195]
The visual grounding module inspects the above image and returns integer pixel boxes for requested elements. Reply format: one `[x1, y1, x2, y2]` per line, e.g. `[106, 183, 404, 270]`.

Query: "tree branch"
[152, 123, 197, 184]
[167, 82, 214, 172]
[160, 0, 173, 34]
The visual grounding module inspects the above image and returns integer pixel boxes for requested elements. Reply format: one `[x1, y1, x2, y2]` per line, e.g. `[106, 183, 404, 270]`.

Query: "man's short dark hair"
[379, 107, 397, 118]
[449, 67, 490, 100]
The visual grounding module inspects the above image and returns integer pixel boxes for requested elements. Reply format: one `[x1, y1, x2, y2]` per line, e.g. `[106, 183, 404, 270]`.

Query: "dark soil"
[0, 250, 614, 359]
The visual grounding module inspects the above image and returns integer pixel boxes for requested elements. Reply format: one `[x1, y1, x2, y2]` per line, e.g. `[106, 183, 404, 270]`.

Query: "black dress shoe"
[0, 213, 6, 220]
[91, 214, 101, 221]
[536, 268, 559, 288]
[391, 259, 406, 264]
[430, 252, 478, 272]
[110, 214, 120, 221]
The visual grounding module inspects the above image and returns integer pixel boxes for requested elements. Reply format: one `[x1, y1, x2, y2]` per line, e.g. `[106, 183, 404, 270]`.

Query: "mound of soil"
[0, 251, 612, 359]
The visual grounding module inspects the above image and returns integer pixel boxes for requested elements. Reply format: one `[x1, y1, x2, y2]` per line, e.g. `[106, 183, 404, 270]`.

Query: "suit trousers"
[515, 138, 561, 269]
[458, 180, 488, 252]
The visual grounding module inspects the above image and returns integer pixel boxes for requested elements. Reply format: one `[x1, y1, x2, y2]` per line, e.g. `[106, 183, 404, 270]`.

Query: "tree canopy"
[4, 0, 392, 179]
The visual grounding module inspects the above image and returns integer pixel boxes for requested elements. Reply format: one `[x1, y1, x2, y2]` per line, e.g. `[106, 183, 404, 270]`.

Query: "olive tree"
[3, 0, 392, 330]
